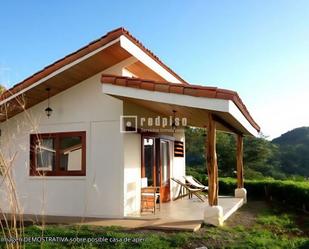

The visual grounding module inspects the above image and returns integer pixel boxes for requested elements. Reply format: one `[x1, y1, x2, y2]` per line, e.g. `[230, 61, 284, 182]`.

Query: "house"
[0, 28, 260, 227]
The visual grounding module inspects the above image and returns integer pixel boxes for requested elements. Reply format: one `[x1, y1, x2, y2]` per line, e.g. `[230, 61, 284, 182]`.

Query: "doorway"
[142, 136, 171, 202]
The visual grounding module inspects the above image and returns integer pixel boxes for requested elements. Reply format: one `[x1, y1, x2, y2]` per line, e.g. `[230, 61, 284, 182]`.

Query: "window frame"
[30, 131, 86, 176]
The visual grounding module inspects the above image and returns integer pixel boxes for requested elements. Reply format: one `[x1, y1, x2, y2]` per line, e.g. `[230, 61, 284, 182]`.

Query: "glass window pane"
[60, 136, 82, 171]
[161, 141, 169, 185]
[144, 138, 154, 186]
[35, 138, 55, 170]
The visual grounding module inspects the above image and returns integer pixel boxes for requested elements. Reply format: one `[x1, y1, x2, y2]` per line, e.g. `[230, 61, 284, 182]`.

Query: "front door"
[142, 136, 171, 202]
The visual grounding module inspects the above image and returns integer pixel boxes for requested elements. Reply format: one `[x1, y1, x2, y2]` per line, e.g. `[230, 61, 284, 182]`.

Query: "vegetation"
[0, 85, 6, 94]
[186, 164, 309, 211]
[0, 201, 308, 248]
[273, 127, 309, 177]
[221, 178, 309, 211]
[185, 126, 309, 179]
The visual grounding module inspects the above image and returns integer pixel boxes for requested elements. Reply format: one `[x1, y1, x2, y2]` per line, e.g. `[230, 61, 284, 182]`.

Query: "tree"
[0, 84, 6, 94]
[216, 132, 236, 176]
[185, 127, 285, 179]
[185, 127, 205, 167]
[244, 135, 283, 179]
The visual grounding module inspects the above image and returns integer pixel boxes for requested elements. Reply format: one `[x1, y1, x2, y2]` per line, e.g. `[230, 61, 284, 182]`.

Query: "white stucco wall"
[0, 54, 187, 218]
[0, 68, 126, 218]
[123, 133, 141, 216]
[170, 131, 186, 199]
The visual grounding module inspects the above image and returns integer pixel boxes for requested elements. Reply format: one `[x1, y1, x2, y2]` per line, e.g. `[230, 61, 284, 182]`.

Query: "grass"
[0, 201, 308, 249]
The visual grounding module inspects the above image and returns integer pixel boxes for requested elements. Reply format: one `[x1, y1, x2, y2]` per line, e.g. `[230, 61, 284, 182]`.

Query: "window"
[30, 132, 86, 176]
[143, 138, 155, 186]
[35, 138, 55, 171]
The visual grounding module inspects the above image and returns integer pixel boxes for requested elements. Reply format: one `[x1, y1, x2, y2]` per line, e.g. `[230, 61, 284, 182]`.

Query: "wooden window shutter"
[174, 141, 184, 157]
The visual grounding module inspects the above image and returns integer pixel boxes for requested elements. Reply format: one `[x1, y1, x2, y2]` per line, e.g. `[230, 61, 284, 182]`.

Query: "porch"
[125, 196, 244, 231]
[101, 75, 260, 226]
[19, 195, 244, 232]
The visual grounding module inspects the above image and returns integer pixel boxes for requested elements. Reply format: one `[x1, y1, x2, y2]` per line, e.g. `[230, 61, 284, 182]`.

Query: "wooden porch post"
[206, 113, 218, 206]
[236, 134, 244, 188]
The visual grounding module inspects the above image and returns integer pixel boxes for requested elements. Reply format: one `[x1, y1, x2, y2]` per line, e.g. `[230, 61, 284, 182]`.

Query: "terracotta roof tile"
[155, 84, 170, 93]
[127, 79, 142, 88]
[195, 89, 212, 98]
[101, 74, 260, 132]
[114, 78, 127, 86]
[184, 87, 202, 97]
[140, 82, 155, 91]
[169, 85, 184, 95]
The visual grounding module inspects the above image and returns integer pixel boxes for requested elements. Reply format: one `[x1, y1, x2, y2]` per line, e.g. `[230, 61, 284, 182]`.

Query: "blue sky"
[0, 1, 308, 138]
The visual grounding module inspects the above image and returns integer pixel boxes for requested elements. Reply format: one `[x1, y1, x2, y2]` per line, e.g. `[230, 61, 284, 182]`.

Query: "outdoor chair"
[171, 178, 205, 202]
[183, 175, 208, 192]
[140, 177, 161, 214]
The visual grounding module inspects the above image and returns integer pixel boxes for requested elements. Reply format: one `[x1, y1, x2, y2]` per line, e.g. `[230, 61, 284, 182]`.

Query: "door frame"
[157, 139, 171, 202]
[141, 133, 174, 202]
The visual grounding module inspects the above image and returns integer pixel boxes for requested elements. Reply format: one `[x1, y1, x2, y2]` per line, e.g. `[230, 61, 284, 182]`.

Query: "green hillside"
[273, 127, 309, 145]
[185, 126, 309, 179]
[272, 127, 309, 177]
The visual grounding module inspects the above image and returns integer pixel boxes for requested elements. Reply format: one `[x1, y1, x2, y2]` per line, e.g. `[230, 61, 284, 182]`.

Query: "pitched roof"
[101, 74, 260, 132]
[0, 27, 187, 102]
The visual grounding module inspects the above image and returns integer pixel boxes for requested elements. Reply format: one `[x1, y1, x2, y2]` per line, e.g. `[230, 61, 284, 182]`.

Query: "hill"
[273, 127, 309, 146]
[272, 127, 309, 177]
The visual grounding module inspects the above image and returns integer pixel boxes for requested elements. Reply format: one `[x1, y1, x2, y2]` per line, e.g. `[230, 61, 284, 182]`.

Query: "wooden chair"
[171, 177, 205, 202]
[140, 178, 161, 213]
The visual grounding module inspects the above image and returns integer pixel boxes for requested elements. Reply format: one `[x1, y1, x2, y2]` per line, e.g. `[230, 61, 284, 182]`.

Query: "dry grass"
[0, 91, 90, 248]
[0, 93, 47, 248]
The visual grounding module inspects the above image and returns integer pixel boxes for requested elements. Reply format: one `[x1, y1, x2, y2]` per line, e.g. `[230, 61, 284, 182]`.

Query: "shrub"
[218, 178, 309, 211]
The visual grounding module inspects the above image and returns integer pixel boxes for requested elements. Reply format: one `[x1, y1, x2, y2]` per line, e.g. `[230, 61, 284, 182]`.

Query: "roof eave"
[101, 75, 260, 135]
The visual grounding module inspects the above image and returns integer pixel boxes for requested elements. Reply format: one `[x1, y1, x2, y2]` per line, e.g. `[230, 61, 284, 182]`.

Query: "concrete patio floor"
[139, 195, 244, 221]
[18, 196, 244, 232]
[82, 196, 245, 231]
[124, 195, 244, 230]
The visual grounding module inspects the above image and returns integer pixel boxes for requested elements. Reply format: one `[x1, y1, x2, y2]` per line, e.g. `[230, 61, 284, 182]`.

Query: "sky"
[0, 0, 308, 139]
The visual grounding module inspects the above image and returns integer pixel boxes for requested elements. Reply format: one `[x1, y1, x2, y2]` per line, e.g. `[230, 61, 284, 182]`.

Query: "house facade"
[0, 28, 260, 224]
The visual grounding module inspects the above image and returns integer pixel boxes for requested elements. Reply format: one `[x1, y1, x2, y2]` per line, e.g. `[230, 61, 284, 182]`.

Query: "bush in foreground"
[218, 178, 309, 211]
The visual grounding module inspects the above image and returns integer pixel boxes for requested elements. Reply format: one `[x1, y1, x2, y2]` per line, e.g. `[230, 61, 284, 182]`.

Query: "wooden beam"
[236, 134, 244, 188]
[213, 114, 242, 135]
[206, 113, 218, 206]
